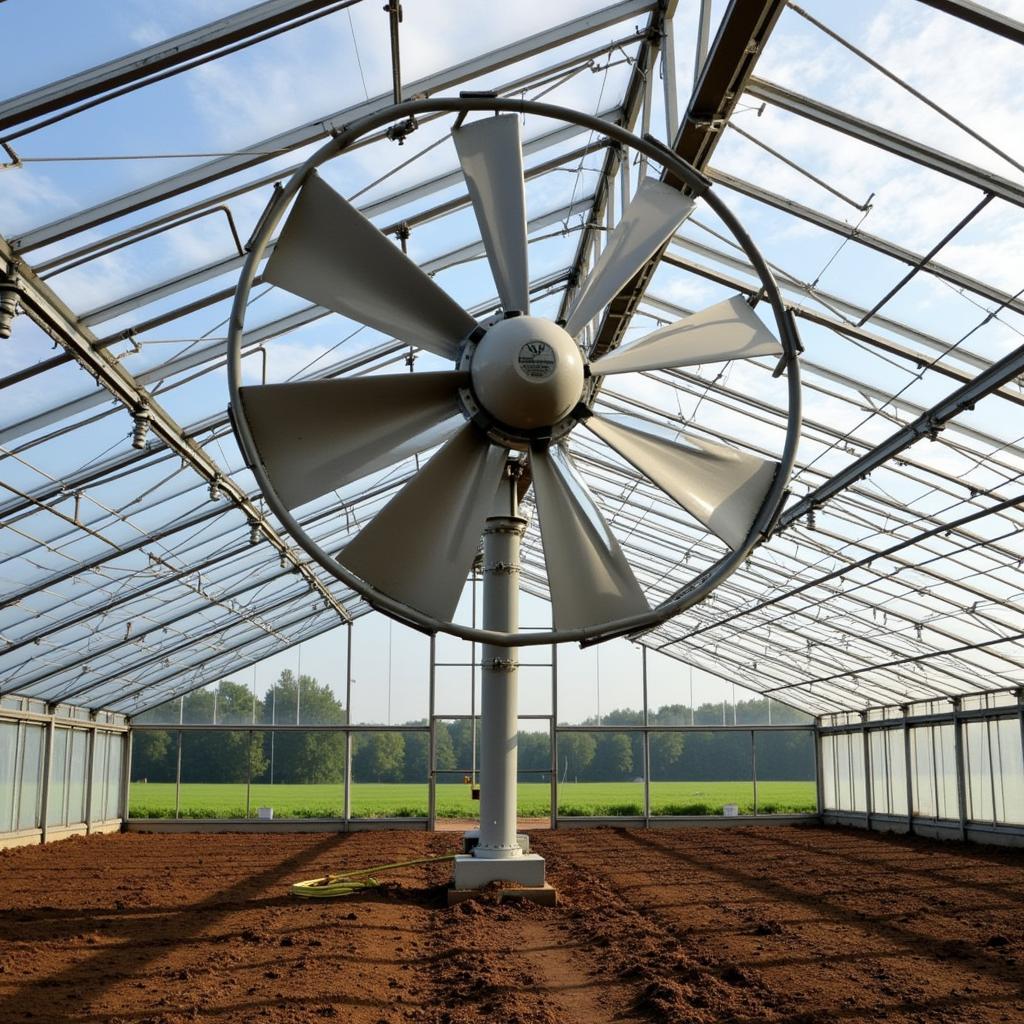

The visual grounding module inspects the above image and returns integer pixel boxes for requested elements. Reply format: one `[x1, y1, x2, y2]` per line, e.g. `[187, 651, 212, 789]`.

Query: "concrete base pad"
[452, 852, 545, 889]
[447, 881, 557, 907]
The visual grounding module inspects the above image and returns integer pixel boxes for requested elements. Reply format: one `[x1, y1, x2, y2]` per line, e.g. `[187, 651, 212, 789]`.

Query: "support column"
[120, 728, 133, 822]
[952, 699, 968, 841]
[902, 708, 915, 835]
[39, 715, 54, 843]
[476, 477, 526, 859]
[453, 464, 546, 893]
[862, 714, 872, 832]
[428, 635, 437, 831]
[84, 727, 95, 835]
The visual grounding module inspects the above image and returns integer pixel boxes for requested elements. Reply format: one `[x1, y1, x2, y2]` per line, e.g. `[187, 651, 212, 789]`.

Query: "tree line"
[132, 671, 814, 784]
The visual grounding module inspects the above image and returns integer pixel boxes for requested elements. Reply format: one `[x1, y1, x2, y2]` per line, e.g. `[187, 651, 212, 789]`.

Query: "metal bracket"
[484, 561, 519, 575]
[1, 140, 23, 170]
[482, 657, 517, 673]
[386, 115, 418, 145]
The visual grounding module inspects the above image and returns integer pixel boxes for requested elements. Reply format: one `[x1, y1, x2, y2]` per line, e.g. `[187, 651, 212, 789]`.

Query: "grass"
[129, 780, 817, 819]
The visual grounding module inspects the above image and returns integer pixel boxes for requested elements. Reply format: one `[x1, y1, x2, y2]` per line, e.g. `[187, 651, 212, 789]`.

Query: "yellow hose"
[291, 853, 459, 899]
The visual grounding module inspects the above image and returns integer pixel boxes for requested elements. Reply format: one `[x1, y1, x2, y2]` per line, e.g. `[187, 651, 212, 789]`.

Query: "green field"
[129, 780, 816, 819]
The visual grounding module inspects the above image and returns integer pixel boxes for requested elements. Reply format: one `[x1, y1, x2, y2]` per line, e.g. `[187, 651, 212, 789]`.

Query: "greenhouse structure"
[1, 1, 1022, 1021]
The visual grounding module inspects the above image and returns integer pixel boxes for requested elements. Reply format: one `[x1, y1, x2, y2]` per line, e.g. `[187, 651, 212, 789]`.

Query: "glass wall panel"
[650, 731, 753, 815]
[90, 732, 110, 822]
[433, 719, 551, 820]
[821, 733, 838, 810]
[995, 716, 1024, 826]
[821, 732, 865, 813]
[0, 721, 17, 832]
[965, 717, 1024, 826]
[754, 730, 817, 813]
[869, 727, 908, 817]
[910, 724, 957, 820]
[434, 717, 478, 821]
[517, 721, 551, 822]
[518, 665, 552, 717]
[104, 736, 123, 821]
[46, 728, 70, 828]
[434, 667, 473, 718]
[129, 729, 178, 817]
[964, 719, 994, 823]
[67, 729, 88, 825]
[250, 730, 345, 818]
[18, 724, 44, 830]
[350, 730, 428, 817]
[557, 731, 643, 816]
[556, 640, 642, 725]
[351, 618, 428, 725]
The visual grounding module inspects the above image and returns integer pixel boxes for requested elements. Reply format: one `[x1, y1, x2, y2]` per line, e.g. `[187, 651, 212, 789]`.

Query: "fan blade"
[585, 414, 779, 550]
[590, 295, 782, 376]
[237, 371, 467, 508]
[263, 172, 475, 360]
[564, 177, 693, 339]
[453, 114, 530, 314]
[338, 424, 507, 621]
[530, 445, 649, 630]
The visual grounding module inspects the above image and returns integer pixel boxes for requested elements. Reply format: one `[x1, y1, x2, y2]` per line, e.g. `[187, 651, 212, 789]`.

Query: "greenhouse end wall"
[819, 695, 1024, 848]
[0, 699, 127, 849]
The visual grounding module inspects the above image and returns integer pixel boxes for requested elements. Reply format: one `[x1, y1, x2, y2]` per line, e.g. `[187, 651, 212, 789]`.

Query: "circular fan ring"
[228, 96, 802, 648]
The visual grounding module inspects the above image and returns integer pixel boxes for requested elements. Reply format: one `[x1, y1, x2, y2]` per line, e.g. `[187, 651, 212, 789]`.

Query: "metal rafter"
[0, 238, 351, 625]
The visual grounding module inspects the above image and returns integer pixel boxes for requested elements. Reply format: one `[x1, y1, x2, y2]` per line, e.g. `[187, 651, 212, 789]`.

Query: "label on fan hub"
[517, 341, 557, 381]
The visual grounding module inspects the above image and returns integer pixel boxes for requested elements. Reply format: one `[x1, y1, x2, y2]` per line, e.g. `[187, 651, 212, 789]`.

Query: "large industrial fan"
[228, 97, 801, 893]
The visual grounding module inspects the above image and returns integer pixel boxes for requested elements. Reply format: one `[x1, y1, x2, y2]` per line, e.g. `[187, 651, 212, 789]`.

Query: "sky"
[2, 0, 1024, 723]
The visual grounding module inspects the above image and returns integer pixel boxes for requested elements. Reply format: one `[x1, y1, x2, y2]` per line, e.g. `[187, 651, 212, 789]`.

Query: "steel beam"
[780, 341, 1024, 528]
[913, 0, 1024, 46]
[0, 1, 350, 133]
[75, 120, 614, 326]
[706, 168, 1024, 320]
[587, 0, 789, 361]
[746, 77, 1024, 209]
[11, 0, 656, 251]
[0, 237, 351, 625]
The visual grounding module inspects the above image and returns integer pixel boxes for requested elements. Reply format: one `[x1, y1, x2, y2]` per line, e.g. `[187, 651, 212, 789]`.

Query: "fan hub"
[468, 315, 585, 431]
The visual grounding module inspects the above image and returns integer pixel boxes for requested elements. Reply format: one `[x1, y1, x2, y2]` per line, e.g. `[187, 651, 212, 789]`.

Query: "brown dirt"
[0, 825, 1022, 1023]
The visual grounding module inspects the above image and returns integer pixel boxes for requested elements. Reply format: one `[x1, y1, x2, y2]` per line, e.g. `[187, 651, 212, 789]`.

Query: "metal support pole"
[638, 45, 654, 181]
[475, 467, 527, 859]
[551, 644, 559, 829]
[642, 646, 651, 825]
[814, 723, 825, 816]
[245, 730, 253, 820]
[862, 715, 872, 831]
[174, 729, 183, 820]
[39, 717, 54, 842]
[952, 700, 968, 841]
[120, 728, 133, 822]
[344, 620, 352, 822]
[428, 634, 437, 831]
[84, 727, 95, 834]
[661, 10, 678, 141]
[903, 710, 915, 834]
[986, 712, 999, 826]
[471, 574, 478, 785]
[693, 0, 712, 87]
[385, 0, 403, 105]
[751, 730, 758, 817]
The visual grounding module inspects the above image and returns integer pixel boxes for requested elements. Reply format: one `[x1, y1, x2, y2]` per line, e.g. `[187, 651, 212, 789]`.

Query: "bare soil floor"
[1, 825, 1023, 1024]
